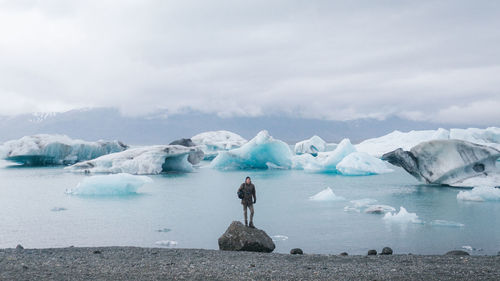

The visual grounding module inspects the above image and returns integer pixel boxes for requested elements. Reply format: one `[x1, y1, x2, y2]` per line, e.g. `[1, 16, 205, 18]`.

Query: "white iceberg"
[293, 139, 357, 172]
[294, 135, 327, 156]
[68, 145, 204, 174]
[309, 187, 345, 201]
[336, 152, 394, 176]
[0, 134, 127, 166]
[429, 220, 465, 227]
[191, 130, 247, 160]
[210, 130, 293, 170]
[382, 140, 500, 185]
[356, 128, 450, 157]
[450, 173, 500, 188]
[66, 173, 152, 195]
[383, 206, 422, 224]
[271, 235, 289, 241]
[457, 186, 500, 202]
[356, 127, 500, 157]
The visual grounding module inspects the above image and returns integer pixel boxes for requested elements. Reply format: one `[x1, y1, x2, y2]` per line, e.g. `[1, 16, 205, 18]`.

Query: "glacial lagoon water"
[1, 160, 499, 255]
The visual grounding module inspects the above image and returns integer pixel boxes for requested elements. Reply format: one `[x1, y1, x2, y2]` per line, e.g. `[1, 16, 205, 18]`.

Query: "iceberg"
[191, 130, 247, 160]
[356, 127, 500, 157]
[68, 145, 204, 174]
[429, 220, 465, 227]
[293, 139, 357, 172]
[294, 135, 327, 156]
[382, 140, 500, 185]
[0, 134, 127, 166]
[350, 198, 378, 208]
[449, 173, 500, 188]
[383, 206, 422, 224]
[66, 173, 153, 196]
[457, 186, 500, 202]
[309, 187, 345, 201]
[336, 152, 394, 176]
[210, 130, 293, 170]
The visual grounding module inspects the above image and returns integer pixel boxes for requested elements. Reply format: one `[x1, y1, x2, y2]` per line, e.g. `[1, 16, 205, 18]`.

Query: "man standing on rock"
[238, 176, 256, 228]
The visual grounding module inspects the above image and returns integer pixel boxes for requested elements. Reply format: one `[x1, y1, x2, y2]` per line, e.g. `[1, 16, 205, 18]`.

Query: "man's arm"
[252, 185, 256, 203]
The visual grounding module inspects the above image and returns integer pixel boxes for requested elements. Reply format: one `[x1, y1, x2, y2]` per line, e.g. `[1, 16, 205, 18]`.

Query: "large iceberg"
[356, 128, 450, 157]
[294, 135, 327, 156]
[356, 127, 500, 157]
[0, 134, 127, 166]
[382, 139, 500, 185]
[68, 145, 204, 174]
[66, 173, 152, 196]
[191, 130, 248, 160]
[457, 186, 500, 202]
[292, 139, 392, 175]
[210, 130, 292, 169]
[336, 152, 393, 176]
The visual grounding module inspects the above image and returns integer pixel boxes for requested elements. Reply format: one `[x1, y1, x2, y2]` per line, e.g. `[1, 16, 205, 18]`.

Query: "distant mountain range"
[0, 108, 487, 145]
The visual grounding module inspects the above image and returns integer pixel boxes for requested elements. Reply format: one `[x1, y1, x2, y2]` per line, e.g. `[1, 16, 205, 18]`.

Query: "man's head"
[245, 176, 251, 184]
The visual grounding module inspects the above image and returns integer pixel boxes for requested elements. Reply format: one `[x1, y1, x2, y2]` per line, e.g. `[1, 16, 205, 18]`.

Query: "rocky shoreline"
[1, 247, 499, 280]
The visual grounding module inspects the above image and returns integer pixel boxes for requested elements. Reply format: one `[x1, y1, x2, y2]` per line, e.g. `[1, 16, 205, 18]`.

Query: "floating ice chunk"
[210, 130, 293, 170]
[343, 206, 361, 213]
[155, 240, 178, 247]
[336, 152, 393, 176]
[364, 205, 396, 214]
[271, 235, 289, 241]
[350, 198, 378, 208]
[294, 135, 327, 156]
[66, 173, 153, 196]
[450, 173, 500, 188]
[356, 128, 450, 157]
[294, 139, 356, 172]
[457, 186, 500, 202]
[429, 220, 465, 227]
[0, 134, 127, 166]
[383, 207, 422, 224]
[68, 145, 204, 174]
[191, 130, 247, 160]
[156, 228, 172, 233]
[462, 245, 473, 251]
[309, 187, 345, 201]
[382, 140, 500, 185]
[50, 207, 67, 212]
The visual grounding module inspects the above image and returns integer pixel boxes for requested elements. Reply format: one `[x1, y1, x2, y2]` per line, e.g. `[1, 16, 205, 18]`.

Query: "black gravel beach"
[1, 247, 499, 281]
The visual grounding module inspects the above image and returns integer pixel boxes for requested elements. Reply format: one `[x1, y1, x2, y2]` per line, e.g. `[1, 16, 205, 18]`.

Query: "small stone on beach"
[16, 244, 24, 250]
[381, 247, 393, 255]
[339, 252, 348, 256]
[368, 250, 377, 255]
[446, 250, 470, 256]
[290, 248, 303, 255]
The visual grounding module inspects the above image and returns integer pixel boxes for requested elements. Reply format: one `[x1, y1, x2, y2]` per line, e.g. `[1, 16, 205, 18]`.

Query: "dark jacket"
[238, 183, 256, 205]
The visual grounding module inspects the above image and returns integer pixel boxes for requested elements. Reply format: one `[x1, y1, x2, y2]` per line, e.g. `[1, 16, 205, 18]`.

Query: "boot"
[249, 221, 255, 228]
[245, 220, 248, 227]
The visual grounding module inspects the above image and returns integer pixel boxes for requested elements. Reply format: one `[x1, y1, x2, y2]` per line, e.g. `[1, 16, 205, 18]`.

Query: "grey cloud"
[0, 0, 499, 125]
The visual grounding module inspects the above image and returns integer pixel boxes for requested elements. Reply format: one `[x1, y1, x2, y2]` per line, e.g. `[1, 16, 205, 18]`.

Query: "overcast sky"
[0, 0, 499, 125]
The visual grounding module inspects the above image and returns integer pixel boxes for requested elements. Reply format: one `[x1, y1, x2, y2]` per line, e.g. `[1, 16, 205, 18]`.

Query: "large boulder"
[218, 221, 275, 253]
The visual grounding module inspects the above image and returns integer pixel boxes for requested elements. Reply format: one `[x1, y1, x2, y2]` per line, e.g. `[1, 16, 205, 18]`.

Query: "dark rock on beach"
[15, 245, 23, 250]
[381, 247, 393, 255]
[218, 221, 275, 253]
[339, 252, 348, 256]
[290, 248, 303, 255]
[445, 250, 470, 256]
[367, 249, 377, 255]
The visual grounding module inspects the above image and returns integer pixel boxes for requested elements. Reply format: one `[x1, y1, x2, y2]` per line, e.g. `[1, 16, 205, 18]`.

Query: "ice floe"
[383, 207, 422, 223]
[271, 235, 289, 241]
[191, 130, 247, 160]
[457, 186, 500, 202]
[0, 134, 127, 166]
[309, 187, 345, 201]
[155, 240, 178, 247]
[382, 139, 500, 185]
[66, 173, 153, 195]
[68, 145, 204, 174]
[336, 152, 393, 176]
[210, 130, 293, 170]
[429, 220, 465, 227]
